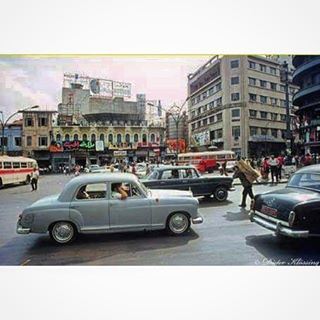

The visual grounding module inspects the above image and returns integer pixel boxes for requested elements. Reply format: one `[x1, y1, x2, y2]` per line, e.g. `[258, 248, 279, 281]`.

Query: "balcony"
[292, 84, 320, 107]
[292, 57, 320, 85]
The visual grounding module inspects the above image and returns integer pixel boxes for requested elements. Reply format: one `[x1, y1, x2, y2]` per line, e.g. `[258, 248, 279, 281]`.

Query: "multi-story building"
[50, 74, 166, 170]
[292, 55, 320, 155]
[0, 119, 23, 156]
[21, 109, 57, 167]
[188, 55, 299, 157]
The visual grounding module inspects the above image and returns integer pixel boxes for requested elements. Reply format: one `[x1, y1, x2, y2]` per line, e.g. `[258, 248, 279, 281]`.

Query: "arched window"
[108, 133, 113, 143]
[65, 134, 70, 141]
[56, 134, 61, 141]
[91, 133, 96, 142]
[82, 134, 87, 141]
[150, 133, 155, 143]
[99, 133, 104, 142]
[134, 133, 139, 142]
[74, 134, 79, 141]
[125, 133, 130, 143]
[142, 133, 147, 143]
[117, 134, 122, 144]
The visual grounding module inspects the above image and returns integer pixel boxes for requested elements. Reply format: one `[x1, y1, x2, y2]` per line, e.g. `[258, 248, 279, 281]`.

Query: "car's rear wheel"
[214, 186, 228, 202]
[166, 212, 190, 236]
[49, 221, 77, 244]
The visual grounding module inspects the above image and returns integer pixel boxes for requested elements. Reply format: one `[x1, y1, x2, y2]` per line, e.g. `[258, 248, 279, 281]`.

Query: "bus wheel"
[24, 175, 31, 185]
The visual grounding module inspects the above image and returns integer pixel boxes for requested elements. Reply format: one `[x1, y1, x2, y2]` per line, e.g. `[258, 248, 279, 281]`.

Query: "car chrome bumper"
[16, 223, 30, 235]
[192, 215, 203, 224]
[249, 210, 309, 238]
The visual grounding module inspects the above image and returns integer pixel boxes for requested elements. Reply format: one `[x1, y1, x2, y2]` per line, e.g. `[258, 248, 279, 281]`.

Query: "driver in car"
[111, 183, 128, 200]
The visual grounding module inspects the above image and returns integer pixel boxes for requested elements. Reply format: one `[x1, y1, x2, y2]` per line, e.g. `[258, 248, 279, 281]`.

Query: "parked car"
[84, 164, 101, 173]
[16, 173, 203, 244]
[142, 165, 234, 201]
[249, 164, 320, 238]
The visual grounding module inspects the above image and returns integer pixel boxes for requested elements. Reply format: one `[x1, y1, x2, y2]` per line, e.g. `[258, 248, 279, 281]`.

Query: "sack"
[237, 160, 260, 183]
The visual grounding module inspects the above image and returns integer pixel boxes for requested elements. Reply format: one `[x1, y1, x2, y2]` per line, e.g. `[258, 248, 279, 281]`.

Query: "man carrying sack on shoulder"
[233, 159, 259, 208]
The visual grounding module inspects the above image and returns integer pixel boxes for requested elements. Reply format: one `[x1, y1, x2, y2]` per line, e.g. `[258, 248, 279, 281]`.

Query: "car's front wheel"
[213, 186, 228, 202]
[49, 221, 77, 244]
[166, 212, 190, 236]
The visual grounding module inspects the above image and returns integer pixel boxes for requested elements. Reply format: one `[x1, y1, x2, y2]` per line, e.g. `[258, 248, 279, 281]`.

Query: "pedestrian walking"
[268, 155, 279, 183]
[233, 165, 254, 208]
[277, 154, 284, 180]
[30, 167, 39, 191]
[261, 157, 270, 181]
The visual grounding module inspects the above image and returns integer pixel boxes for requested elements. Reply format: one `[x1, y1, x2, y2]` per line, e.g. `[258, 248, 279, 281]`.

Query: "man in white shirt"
[268, 155, 279, 184]
[31, 167, 40, 191]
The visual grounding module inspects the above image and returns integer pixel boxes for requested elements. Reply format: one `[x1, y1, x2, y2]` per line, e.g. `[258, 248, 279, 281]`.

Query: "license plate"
[260, 205, 278, 217]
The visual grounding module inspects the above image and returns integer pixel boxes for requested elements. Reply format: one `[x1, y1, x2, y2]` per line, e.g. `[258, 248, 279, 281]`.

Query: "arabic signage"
[49, 140, 96, 152]
[63, 73, 131, 98]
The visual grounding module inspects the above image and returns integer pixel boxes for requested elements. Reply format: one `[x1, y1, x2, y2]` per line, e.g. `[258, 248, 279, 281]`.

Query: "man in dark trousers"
[233, 165, 254, 208]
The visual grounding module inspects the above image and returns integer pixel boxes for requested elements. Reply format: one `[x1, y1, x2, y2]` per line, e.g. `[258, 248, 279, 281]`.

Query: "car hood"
[254, 187, 319, 221]
[29, 194, 60, 208]
[150, 189, 193, 198]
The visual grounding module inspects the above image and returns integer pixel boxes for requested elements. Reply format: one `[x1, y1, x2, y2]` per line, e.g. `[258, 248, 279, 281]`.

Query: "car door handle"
[160, 181, 166, 184]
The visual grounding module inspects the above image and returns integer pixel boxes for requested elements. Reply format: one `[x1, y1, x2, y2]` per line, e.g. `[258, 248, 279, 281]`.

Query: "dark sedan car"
[249, 164, 320, 238]
[141, 165, 234, 201]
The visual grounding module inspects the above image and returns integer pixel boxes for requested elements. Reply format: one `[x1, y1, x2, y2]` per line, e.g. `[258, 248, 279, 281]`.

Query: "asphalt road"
[1, 174, 320, 266]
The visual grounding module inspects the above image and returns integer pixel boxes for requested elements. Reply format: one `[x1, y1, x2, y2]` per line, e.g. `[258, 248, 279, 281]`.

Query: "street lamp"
[0, 105, 39, 155]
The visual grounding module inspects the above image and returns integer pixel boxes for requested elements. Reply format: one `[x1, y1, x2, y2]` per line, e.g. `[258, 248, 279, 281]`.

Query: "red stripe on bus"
[0, 169, 33, 175]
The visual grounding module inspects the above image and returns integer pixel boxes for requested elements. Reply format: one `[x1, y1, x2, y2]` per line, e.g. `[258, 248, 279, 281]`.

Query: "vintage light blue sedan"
[17, 173, 203, 244]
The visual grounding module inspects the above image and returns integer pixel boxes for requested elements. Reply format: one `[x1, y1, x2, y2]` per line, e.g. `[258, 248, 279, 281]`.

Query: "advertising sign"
[166, 139, 186, 153]
[89, 78, 113, 97]
[95, 140, 105, 151]
[192, 131, 210, 146]
[113, 81, 131, 97]
[114, 150, 127, 156]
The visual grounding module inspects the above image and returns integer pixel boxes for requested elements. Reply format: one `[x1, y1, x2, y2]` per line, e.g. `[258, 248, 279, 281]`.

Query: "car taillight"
[288, 211, 296, 227]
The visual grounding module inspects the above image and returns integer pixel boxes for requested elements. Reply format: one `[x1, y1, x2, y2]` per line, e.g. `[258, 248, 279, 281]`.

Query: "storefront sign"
[114, 150, 127, 156]
[63, 140, 80, 150]
[95, 140, 104, 151]
[166, 139, 186, 153]
[49, 142, 64, 153]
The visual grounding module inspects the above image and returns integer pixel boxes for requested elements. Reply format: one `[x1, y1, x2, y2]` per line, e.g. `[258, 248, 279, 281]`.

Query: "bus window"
[13, 162, 20, 168]
[0, 162, 2, 169]
[28, 162, 33, 168]
[4, 162, 12, 169]
[21, 162, 27, 168]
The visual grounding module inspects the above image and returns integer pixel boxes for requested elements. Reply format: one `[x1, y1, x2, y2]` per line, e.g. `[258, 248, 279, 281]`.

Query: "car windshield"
[288, 173, 320, 192]
[146, 171, 158, 180]
[136, 179, 150, 195]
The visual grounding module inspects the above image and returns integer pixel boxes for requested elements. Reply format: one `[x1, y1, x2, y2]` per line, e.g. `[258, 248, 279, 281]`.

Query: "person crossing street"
[233, 165, 254, 208]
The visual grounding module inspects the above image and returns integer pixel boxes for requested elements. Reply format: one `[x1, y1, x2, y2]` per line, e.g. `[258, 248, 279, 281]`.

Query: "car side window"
[161, 170, 173, 180]
[76, 183, 107, 200]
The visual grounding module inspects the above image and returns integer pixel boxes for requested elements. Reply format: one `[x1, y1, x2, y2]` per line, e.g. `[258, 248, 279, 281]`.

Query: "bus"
[178, 150, 236, 173]
[0, 156, 38, 188]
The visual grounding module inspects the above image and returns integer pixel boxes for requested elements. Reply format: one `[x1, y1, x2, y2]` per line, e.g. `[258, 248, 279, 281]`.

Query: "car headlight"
[288, 211, 296, 227]
[21, 213, 34, 227]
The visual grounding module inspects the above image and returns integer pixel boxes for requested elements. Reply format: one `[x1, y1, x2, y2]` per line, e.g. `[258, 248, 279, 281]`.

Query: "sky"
[0, 56, 210, 121]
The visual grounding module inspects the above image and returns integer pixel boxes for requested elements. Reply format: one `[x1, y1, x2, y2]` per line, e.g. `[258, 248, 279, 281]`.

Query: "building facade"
[292, 55, 320, 154]
[0, 120, 23, 156]
[21, 110, 56, 167]
[188, 55, 299, 157]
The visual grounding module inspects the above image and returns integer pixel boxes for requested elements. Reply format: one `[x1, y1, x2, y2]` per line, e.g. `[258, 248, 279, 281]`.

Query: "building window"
[217, 129, 223, 138]
[280, 114, 287, 122]
[260, 95, 268, 104]
[126, 133, 131, 143]
[249, 61, 256, 69]
[38, 136, 48, 147]
[108, 133, 113, 143]
[65, 134, 70, 141]
[280, 99, 286, 107]
[202, 92, 207, 100]
[82, 134, 87, 141]
[271, 113, 278, 121]
[216, 97, 222, 106]
[280, 85, 285, 92]
[270, 98, 278, 106]
[249, 110, 257, 117]
[231, 93, 240, 101]
[230, 60, 239, 68]
[38, 117, 48, 127]
[209, 116, 215, 123]
[216, 83, 222, 91]
[25, 118, 33, 127]
[259, 64, 266, 72]
[270, 82, 277, 91]
[271, 129, 278, 138]
[209, 101, 214, 109]
[191, 123, 196, 130]
[133, 134, 139, 142]
[198, 107, 202, 115]
[99, 134, 104, 142]
[261, 128, 268, 136]
[249, 77, 256, 86]
[231, 76, 239, 85]
[203, 105, 208, 112]
[142, 133, 147, 143]
[250, 127, 258, 136]
[191, 110, 196, 118]
[270, 67, 277, 75]
[260, 111, 268, 119]
[14, 137, 22, 147]
[74, 134, 79, 141]
[26, 136, 32, 146]
[231, 109, 240, 118]
[91, 134, 96, 142]
[0, 137, 8, 147]
[232, 126, 240, 138]
[249, 93, 257, 102]
[260, 80, 267, 88]
[216, 113, 222, 121]
[203, 118, 208, 126]
[56, 134, 61, 141]
[208, 87, 214, 95]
